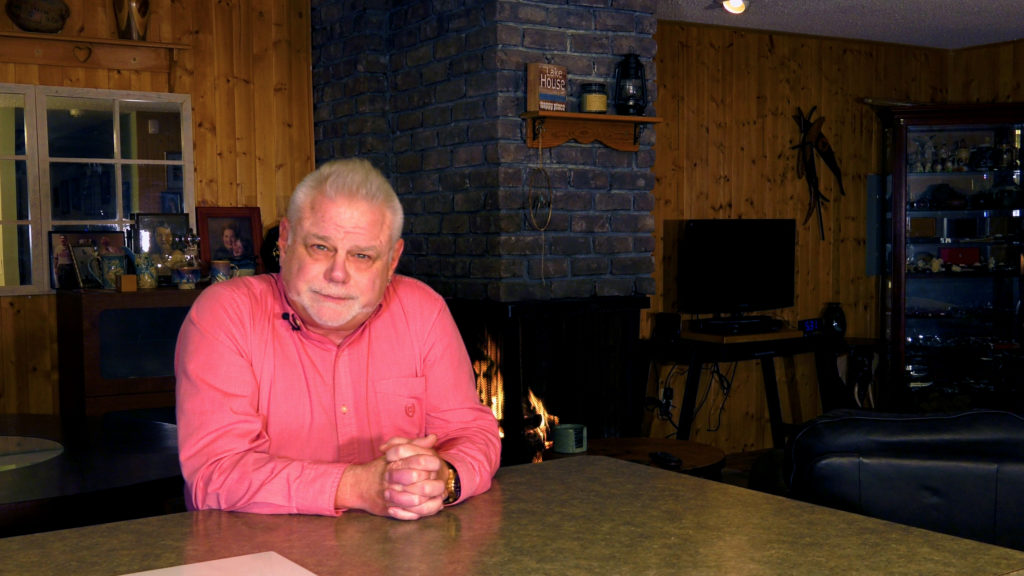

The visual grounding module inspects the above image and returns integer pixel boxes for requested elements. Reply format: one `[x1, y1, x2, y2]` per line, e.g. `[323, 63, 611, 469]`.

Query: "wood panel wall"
[649, 22, 1024, 453]
[0, 0, 312, 414]
[1, 7, 1020, 440]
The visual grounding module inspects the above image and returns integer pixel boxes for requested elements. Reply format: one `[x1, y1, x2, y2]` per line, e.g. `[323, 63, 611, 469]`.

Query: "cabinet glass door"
[886, 106, 1024, 412]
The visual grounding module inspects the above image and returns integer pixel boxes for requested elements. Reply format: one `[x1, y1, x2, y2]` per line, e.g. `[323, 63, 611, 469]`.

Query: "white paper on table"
[120, 551, 318, 576]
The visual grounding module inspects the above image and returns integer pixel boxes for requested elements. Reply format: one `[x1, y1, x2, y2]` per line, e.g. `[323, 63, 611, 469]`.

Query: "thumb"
[410, 434, 438, 449]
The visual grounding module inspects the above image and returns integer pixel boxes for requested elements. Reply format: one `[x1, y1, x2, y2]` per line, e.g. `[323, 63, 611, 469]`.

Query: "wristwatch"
[443, 461, 461, 505]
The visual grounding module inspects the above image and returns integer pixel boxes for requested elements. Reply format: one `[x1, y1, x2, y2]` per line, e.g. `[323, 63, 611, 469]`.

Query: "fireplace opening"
[450, 297, 649, 466]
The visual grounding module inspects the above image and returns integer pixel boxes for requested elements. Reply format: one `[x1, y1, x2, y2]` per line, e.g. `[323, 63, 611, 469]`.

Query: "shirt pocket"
[373, 376, 426, 440]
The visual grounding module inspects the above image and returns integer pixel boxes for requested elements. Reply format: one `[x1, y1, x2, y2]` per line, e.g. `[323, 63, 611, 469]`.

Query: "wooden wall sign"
[526, 63, 567, 112]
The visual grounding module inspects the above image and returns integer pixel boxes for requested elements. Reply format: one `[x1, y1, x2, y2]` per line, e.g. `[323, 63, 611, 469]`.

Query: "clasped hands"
[337, 433, 449, 521]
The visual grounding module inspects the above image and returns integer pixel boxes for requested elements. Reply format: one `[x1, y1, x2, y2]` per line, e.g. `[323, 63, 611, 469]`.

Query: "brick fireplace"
[311, 0, 658, 464]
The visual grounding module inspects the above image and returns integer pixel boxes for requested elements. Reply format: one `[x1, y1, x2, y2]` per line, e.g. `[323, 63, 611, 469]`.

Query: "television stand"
[689, 315, 784, 335]
[648, 328, 831, 448]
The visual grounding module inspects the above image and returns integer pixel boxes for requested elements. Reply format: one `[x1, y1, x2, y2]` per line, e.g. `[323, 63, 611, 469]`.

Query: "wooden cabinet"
[57, 288, 201, 424]
[880, 103, 1024, 411]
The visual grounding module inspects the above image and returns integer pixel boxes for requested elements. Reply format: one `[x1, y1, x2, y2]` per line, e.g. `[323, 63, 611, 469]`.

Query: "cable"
[645, 363, 686, 435]
[705, 361, 737, 432]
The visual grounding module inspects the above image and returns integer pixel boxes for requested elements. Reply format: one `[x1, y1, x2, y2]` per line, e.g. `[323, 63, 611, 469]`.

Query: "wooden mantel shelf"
[521, 110, 663, 152]
[0, 31, 190, 73]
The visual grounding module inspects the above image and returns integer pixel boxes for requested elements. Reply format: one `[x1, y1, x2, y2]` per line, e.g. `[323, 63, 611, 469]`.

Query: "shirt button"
[340, 405, 349, 415]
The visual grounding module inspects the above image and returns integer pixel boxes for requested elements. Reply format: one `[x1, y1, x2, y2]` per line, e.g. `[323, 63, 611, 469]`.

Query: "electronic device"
[676, 218, 796, 334]
[799, 317, 822, 333]
[649, 450, 682, 470]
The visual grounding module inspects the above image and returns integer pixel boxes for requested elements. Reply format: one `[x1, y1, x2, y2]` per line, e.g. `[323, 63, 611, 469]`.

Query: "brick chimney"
[311, 0, 657, 301]
[311, 0, 658, 455]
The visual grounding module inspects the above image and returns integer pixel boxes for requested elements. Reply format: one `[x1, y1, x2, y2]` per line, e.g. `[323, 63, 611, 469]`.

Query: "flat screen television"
[676, 218, 796, 332]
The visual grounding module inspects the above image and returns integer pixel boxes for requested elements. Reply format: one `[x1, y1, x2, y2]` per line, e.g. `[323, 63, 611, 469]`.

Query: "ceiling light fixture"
[722, 0, 747, 15]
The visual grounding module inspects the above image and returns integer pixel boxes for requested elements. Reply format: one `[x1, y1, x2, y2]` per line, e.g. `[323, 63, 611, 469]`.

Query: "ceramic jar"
[5, 0, 69, 33]
[822, 302, 847, 339]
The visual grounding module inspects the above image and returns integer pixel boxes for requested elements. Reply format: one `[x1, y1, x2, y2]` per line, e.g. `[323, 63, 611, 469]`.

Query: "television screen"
[676, 218, 796, 318]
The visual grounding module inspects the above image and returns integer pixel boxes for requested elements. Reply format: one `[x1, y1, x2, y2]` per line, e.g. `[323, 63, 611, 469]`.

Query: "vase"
[134, 253, 157, 289]
[821, 302, 847, 338]
[113, 0, 150, 41]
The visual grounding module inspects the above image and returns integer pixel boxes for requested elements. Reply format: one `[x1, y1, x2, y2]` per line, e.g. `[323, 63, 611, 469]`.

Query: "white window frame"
[0, 84, 194, 296]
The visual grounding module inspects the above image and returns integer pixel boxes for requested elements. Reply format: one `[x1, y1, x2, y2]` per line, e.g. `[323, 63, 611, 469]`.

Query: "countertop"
[0, 410, 183, 536]
[3, 456, 1024, 575]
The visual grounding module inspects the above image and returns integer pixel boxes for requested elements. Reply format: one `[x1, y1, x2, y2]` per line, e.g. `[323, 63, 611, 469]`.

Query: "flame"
[525, 388, 559, 462]
[473, 330, 504, 438]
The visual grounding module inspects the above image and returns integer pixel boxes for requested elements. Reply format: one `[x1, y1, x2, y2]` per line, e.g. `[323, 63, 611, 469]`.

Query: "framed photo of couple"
[196, 207, 263, 273]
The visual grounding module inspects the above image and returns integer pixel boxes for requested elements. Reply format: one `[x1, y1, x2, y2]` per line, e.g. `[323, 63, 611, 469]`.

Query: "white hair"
[286, 158, 403, 244]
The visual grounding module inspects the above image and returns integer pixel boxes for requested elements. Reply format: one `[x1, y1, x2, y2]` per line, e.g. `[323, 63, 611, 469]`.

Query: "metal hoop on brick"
[527, 127, 552, 232]
[527, 127, 553, 284]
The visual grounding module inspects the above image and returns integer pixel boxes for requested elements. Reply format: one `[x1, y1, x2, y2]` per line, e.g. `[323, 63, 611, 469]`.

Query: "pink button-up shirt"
[175, 274, 501, 515]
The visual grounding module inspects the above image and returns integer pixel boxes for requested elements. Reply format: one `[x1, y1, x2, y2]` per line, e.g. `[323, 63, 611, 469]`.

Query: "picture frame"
[196, 206, 263, 273]
[165, 152, 183, 190]
[132, 213, 190, 257]
[49, 230, 128, 289]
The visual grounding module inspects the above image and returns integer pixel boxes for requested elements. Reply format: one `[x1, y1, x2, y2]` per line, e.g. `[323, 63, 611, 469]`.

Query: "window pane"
[47, 97, 114, 159]
[0, 224, 32, 286]
[0, 93, 26, 155]
[50, 162, 116, 221]
[119, 101, 182, 161]
[123, 162, 184, 214]
[0, 159, 28, 220]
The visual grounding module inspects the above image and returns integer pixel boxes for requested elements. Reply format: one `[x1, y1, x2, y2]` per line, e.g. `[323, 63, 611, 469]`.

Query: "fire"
[473, 331, 504, 438]
[524, 388, 559, 462]
[470, 331, 560, 459]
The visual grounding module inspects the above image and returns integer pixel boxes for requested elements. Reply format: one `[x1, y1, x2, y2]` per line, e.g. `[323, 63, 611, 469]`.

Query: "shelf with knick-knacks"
[520, 110, 663, 152]
[906, 128, 1018, 175]
[0, 31, 189, 73]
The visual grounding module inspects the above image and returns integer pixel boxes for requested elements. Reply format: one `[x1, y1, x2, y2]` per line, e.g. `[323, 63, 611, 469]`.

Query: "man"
[175, 159, 501, 520]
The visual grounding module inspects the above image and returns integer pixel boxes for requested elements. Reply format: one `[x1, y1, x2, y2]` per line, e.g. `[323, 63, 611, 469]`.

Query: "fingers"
[386, 452, 445, 477]
[373, 435, 448, 520]
[385, 484, 445, 520]
[379, 434, 437, 460]
[383, 479, 445, 520]
[388, 467, 445, 493]
[388, 503, 440, 521]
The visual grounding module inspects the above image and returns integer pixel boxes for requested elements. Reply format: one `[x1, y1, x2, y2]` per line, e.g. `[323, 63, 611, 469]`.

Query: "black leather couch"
[787, 408, 1024, 550]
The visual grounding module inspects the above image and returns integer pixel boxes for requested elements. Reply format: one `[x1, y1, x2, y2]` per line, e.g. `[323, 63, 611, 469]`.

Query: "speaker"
[652, 312, 681, 342]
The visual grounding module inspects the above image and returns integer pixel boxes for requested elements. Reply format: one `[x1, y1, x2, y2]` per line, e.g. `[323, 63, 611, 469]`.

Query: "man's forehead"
[299, 201, 389, 241]
[309, 197, 390, 225]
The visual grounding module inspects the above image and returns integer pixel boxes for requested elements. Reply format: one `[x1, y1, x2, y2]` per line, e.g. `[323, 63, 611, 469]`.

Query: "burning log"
[523, 388, 559, 463]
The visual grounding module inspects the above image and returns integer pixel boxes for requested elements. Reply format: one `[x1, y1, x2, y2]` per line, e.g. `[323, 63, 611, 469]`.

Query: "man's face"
[278, 194, 403, 343]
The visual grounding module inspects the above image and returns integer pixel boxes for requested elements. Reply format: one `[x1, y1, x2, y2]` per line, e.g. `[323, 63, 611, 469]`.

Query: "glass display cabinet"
[881, 103, 1024, 412]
